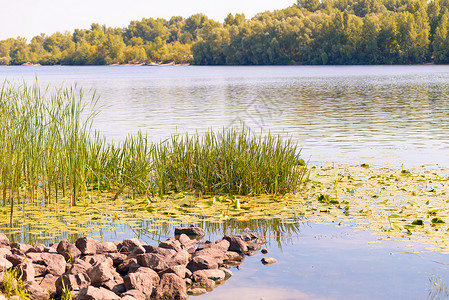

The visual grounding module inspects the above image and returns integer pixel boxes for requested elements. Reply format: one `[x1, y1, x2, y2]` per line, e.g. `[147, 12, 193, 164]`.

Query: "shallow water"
[1, 65, 449, 168]
[1, 65, 449, 299]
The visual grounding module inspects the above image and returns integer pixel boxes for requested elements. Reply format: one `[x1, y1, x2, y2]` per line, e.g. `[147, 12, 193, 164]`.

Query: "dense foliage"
[1, 0, 449, 65]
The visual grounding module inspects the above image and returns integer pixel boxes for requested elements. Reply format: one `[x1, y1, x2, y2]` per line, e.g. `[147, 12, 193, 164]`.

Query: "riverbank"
[0, 228, 271, 299]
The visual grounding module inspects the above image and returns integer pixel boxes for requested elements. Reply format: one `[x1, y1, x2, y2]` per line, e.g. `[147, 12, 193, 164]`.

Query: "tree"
[433, 8, 449, 63]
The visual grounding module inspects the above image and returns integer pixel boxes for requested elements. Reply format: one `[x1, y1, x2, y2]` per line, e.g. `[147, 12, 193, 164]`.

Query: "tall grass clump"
[153, 128, 307, 195]
[0, 81, 308, 226]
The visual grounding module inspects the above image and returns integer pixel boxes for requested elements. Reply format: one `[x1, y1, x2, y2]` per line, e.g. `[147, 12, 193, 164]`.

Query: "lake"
[1, 65, 449, 299]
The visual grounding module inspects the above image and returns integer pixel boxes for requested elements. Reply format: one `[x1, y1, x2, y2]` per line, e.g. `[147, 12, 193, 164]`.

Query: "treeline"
[1, 0, 449, 65]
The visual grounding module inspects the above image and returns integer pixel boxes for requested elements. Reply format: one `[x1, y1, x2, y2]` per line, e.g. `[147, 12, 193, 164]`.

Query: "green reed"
[0, 81, 307, 225]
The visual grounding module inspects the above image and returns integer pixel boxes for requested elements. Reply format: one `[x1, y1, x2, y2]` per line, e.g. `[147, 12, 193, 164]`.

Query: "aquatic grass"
[0, 81, 308, 227]
[153, 128, 307, 195]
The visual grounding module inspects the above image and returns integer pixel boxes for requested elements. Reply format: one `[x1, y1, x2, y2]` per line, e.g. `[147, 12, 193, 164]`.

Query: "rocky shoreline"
[0, 227, 274, 299]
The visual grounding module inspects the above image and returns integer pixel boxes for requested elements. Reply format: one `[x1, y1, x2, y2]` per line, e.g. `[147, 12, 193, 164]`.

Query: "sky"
[0, 0, 295, 41]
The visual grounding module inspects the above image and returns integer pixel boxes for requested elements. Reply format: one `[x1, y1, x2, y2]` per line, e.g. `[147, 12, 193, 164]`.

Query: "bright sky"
[0, 0, 295, 41]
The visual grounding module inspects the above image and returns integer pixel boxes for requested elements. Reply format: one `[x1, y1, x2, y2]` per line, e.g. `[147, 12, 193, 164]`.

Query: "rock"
[0, 233, 9, 248]
[120, 239, 143, 254]
[261, 247, 268, 254]
[38, 274, 58, 295]
[121, 289, 146, 300]
[261, 257, 277, 265]
[246, 241, 261, 251]
[225, 251, 241, 260]
[33, 263, 47, 277]
[189, 288, 207, 296]
[0, 248, 11, 257]
[219, 267, 233, 279]
[214, 239, 230, 252]
[142, 245, 176, 257]
[66, 258, 91, 275]
[55, 273, 91, 294]
[155, 273, 187, 300]
[167, 250, 189, 267]
[10, 243, 33, 255]
[124, 270, 154, 298]
[223, 235, 248, 253]
[187, 255, 218, 272]
[75, 237, 97, 255]
[192, 269, 226, 282]
[178, 234, 196, 249]
[76, 286, 120, 300]
[0, 256, 12, 271]
[5, 253, 24, 267]
[105, 252, 127, 266]
[185, 278, 192, 285]
[193, 246, 227, 262]
[121, 296, 138, 300]
[41, 253, 66, 276]
[26, 280, 50, 300]
[175, 227, 205, 237]
[56, 239, 81, 261]
[255, 237, 268, 244]
[159, 238, 182, 252]
[117, 258, 139, 274]
[86, 258, 117, 287]
[137, 253, 168, 271]
[193, 278, 215, 291]
[21, 262, 35, 282]
[158, 265, 188, 279]
[82, 254, 109, 266]
[96, 242, 117, 253]
[111, 283, 126, 294]
[27, 243, 46, 253]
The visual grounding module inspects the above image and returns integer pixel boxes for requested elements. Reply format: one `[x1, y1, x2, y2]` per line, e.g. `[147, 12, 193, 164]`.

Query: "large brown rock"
[21, 262, 35, 282]
[0, 256, 12, 271]
[143, 245, 176, 257]
[26, 280, 50, 300]
[121, 289, 146, 300]
[175, 227, 205, 237]
[158, 265, 188, 279]
[10, 243, 33, 255]
[193, 245, 227, 261]
[42, 253, 66, 276]
[178, 234, 196, 249]
[0, 233, 9, 248]
[223, 235, 248, 253]
[33, 263, 47, 277]
[86, 257, 122, 288]
[96, 242, 117, 253]
[124, 270, 155, 297]
[56, 273, 91, 294]
[75, 237, 97, 255]
[136, 253, 169, 271]
[5, 253, 24, 267]
[159, 238, 182, 252]
[120, 239, 144, 254]
[155, 273, 187, 300]
[56, 239, 81, 261]
[187, 255, 218, 272]
[82, 254, 109, 267]
[38, 273, 58, 295]
[76, 286, 120, 300]
[192, 269, 226, 282]
[66, 258, 91, 275]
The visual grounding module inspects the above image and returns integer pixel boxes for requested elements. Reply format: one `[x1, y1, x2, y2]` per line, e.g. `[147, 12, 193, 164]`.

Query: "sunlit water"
[1, 65, 449, 299]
